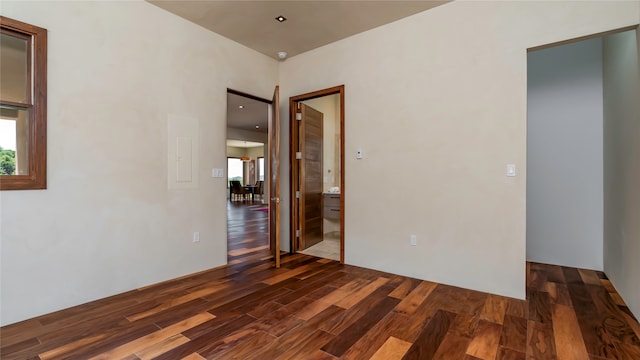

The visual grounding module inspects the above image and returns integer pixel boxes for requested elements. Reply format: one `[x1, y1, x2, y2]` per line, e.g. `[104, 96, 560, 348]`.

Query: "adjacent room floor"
[227, 199, 270, 265]
[1, 205, 639, 359]
[228, 197, 340, 262]
[301, 232, 340, 261]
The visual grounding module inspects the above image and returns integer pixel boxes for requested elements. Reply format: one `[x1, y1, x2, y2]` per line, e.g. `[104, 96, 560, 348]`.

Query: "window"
[227, 157, 244, 186]
[0, 16, 47, 190]
[258, 157, 264, 181]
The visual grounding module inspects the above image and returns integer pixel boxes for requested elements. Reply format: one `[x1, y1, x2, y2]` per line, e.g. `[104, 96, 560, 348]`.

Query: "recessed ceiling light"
[255, 125, 260, 129]
[238, 105, 244, 109]
[275, 15, 287, 22]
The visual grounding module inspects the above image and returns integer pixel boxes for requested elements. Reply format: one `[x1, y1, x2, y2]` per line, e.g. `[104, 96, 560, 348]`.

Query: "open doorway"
[226, 90, 270, 264]
[227, 141, 265, 202]
[526, 27, 637, 269]
[526, 34, 605, 270]
[289, 86, 345, 263]
[526, 27, 639, 314]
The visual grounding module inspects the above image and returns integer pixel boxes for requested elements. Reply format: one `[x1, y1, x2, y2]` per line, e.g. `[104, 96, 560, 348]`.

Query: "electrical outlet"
[193, 231, 200, 242]
[410, 234, 417, 246]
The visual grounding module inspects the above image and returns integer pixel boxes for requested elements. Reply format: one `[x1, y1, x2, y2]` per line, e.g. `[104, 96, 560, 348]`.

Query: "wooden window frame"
[0, 16, 47, 190]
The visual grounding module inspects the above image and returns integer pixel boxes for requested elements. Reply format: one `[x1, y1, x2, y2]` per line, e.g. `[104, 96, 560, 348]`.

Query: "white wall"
[227, 146, 246, 158]
[0, 1, 278, 326]
[603, 29, 640, 319]
[226, 145, 263, 160]
[526, 38, 604, 270]
[247, 146, 264, 160]
[278, 1, 639, 299]
[247, 146, 264, 185]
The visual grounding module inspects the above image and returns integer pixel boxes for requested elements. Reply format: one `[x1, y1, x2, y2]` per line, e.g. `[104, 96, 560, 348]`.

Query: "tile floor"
[300, 231, 340, 261]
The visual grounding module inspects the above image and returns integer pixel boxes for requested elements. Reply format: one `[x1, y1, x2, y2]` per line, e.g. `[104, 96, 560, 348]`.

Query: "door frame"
[226, 88, 280, 267]
[289, 85, 345, 263]
[269, 86, 281, 268]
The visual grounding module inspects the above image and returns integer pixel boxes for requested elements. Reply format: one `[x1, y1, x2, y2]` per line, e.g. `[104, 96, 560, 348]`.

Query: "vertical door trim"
[270, 86, 281, 268]
[289, 85, 345, 264]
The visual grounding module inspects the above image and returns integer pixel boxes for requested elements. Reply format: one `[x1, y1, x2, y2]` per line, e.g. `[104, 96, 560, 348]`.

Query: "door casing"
[270, 86, 281, 268]
[226, 87, 280, 268]
[289, 85, 345, 263]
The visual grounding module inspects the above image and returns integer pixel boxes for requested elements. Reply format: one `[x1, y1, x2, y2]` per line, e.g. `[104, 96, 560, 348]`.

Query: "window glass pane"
[258, 157, 264, 181]
[227, 158, 243, 186]
[0, 33, 29, 104]
[0, 108, 29, 175]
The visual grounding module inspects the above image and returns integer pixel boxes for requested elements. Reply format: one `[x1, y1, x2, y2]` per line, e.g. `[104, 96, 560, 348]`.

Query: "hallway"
[227, 201, 270, 265]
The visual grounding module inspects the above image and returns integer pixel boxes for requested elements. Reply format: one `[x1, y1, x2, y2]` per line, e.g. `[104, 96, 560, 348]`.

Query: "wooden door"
[269, 86, 281, 268]
[299, 104, 323, 249]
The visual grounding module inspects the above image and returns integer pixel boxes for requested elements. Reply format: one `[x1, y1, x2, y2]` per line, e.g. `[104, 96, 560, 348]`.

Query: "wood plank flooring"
[1, 202, 639, 359]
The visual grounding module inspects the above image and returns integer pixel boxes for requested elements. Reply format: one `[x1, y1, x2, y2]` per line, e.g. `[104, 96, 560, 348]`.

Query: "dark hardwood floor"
[227, 200, 270, 266]
[1, 202, 639, 359]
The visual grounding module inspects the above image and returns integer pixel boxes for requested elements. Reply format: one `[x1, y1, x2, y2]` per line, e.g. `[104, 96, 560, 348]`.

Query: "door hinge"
[296, 229, 300, 238]
[296, 152, 302, 159]
[296, 112, 302, 121]
[295, 191, 300, 199]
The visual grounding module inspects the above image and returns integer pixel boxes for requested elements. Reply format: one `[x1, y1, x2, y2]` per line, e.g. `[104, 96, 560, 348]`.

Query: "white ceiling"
[147, 1, 450, 60]
[227, 92, 269, 133]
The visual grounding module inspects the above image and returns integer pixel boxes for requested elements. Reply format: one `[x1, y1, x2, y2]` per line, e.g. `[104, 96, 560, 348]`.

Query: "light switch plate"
[212, 168, 224, 178]
[507, 164, 516, 177]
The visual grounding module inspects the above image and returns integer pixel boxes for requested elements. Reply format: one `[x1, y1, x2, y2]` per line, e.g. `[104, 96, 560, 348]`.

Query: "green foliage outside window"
[0, 146, 16, 175]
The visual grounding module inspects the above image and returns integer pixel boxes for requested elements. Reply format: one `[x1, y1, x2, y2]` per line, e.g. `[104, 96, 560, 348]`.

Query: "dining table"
[243, 185, 258, 201]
